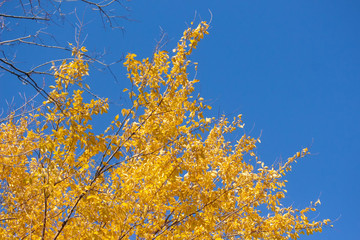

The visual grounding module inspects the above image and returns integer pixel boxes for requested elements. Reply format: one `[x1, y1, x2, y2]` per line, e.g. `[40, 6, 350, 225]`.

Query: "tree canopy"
[0, 21, 330, 239]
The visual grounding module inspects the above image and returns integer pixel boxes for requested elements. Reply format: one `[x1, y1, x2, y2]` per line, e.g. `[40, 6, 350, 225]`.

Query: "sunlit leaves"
[0, 22, 330, 239]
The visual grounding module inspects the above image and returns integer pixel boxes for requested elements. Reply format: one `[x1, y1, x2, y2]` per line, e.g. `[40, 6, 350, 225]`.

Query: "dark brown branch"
[41, 189, 48, 240]
[0, 13, 49, 21]
[0, 59, 64, 112]
[52, 193, 86, 240]
[0, 217, 16, 221]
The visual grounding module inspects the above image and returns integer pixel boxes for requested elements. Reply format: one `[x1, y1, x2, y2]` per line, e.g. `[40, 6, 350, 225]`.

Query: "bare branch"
[0, 13, 50, 21]
[0, 35, 32, 45]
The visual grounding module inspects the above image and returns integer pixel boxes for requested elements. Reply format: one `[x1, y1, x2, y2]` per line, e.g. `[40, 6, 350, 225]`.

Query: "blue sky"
[1, 0, 360, 239]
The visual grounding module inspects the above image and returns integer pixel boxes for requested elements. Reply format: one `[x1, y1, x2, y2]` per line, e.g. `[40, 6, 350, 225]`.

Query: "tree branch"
[0, 35, 32, 45]
[0, 13, 49, 21]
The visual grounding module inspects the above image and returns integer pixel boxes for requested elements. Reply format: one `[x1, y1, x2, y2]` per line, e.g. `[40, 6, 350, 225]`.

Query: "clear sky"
[1, 1, 360, 239]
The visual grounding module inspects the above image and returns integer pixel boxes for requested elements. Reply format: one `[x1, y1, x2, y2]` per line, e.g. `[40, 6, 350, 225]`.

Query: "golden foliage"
[0, 22, 330, 239]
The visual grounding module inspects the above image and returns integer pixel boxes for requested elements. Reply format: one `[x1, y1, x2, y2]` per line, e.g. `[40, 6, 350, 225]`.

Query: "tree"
[0, 21, 330, 239]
